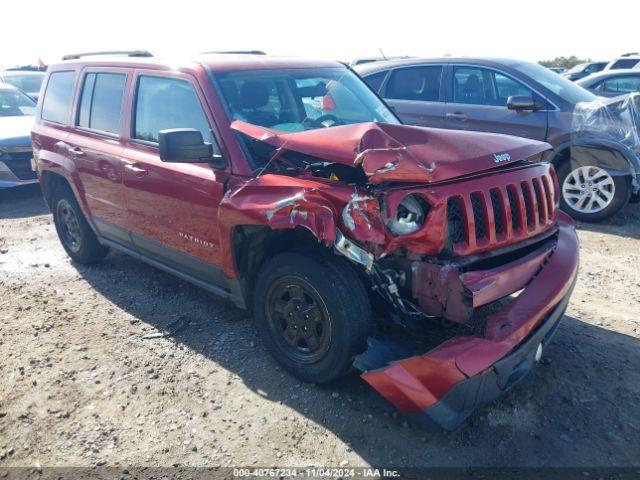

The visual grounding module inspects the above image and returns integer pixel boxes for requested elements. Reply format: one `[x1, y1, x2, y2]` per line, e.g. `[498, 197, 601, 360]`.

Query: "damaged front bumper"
[355, 213, 579, 430]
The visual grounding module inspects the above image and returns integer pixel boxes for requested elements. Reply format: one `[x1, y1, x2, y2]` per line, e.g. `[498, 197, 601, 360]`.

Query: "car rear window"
[77, 72, 127, 135]
[610, 59, 639, 70]
[41, 71, 76, 124]
[2, 73, 44, 93]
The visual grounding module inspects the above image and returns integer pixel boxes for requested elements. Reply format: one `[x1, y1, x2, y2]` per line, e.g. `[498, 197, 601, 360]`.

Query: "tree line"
[538, 56, 592, 69]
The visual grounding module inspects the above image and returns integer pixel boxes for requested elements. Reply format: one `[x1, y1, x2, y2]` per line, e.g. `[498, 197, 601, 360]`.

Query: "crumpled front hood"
[0, 116, 34, 148]
[231, 120, 552, 184]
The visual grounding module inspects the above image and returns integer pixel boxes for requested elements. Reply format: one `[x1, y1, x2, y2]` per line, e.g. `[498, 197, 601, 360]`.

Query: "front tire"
[557, 161, 631, 222]
[253, 252, 373, 384]
[51, 185, 109, 264]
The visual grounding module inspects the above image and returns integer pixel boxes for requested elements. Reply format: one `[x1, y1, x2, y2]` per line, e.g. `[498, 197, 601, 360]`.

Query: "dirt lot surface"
[1, 185, 639, 469]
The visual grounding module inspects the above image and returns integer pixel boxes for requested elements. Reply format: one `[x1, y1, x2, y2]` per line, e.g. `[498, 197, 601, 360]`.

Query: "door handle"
[446, 112, 467, 121]
[69, 146, 86, 157]
[123, 163, 148, 176]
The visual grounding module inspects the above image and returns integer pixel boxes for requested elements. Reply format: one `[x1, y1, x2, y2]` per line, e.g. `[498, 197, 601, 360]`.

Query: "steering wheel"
[305, 114, 341, 128]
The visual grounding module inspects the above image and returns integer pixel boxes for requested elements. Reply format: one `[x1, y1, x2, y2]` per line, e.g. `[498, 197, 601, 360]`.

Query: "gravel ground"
[1, 185, 639, 469]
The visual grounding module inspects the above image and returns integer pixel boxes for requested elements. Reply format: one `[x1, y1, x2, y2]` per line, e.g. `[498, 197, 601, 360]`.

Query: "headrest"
[240, 81, 270, 109]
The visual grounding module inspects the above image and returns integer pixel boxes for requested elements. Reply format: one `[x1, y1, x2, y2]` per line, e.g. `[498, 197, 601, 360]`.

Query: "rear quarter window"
[41, 71, 77, 124]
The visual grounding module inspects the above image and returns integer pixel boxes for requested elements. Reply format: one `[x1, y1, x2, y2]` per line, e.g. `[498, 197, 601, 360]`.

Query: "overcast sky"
[2, 0, 638, 67]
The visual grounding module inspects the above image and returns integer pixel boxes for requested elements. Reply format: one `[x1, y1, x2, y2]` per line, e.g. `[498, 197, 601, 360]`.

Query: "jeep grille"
[445, 165, 558, 256]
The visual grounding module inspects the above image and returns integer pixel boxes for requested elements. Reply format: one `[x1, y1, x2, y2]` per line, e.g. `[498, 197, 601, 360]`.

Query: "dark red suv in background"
[32, 51, 579, 429]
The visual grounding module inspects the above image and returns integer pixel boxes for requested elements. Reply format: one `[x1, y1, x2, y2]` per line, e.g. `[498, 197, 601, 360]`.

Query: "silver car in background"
[0, 85, 37, 189]
[577, 70, 640, 97]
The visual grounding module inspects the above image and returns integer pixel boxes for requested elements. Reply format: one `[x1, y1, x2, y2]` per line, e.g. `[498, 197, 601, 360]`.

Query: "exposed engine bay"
[224, 120, 561, 334]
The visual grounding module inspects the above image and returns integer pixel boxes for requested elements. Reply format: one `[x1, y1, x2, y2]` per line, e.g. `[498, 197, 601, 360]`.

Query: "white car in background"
[604, 53, 640, 71]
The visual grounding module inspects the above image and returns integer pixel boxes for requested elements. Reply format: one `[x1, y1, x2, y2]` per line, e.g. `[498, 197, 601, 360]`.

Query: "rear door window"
[41, 71, 76, 124]
[386, 66, 443, 101]
[133, 75, 217, 150]
[77, 72, 127, 134]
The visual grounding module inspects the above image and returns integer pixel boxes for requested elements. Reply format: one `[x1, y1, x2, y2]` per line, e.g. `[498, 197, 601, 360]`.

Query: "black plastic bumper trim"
[406, 275, 576, 431]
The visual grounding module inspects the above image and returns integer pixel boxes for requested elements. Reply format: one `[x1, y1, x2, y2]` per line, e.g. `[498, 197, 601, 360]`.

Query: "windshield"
[512, 61, 595, 104]
[0, 89, 37, 116]
[214, 67, 399, 132]
[2, 73, 44, 93]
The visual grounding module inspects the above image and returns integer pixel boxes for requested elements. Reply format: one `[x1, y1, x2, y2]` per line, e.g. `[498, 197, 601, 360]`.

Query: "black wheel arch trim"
[406, 276, 576, 431]
[551, 140, 640, 194]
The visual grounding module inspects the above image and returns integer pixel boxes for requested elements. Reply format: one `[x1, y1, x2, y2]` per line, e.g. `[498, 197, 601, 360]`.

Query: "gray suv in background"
[356, 58, 640, 222]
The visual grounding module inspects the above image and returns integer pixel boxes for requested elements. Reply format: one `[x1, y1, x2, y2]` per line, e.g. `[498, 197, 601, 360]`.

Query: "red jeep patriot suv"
[32, 51, 579, 429]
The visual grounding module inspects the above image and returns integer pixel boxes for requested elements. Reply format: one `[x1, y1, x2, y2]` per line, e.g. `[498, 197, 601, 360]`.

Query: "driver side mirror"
[158, 128, 226, 168]
[507, 95, 542, 112]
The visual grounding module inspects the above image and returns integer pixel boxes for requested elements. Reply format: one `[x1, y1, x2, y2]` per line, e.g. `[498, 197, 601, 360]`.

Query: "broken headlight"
[385, 194, 428, 236]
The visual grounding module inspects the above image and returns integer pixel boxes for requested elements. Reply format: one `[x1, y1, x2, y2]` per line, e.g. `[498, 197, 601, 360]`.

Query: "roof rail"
[201, 50, 267, 55]
[62, 50, 153, 61]
[621, 52, 639, 57]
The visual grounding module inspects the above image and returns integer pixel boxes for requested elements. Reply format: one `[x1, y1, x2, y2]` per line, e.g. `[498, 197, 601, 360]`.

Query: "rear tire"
[51, 185, 109, 264]
[557, 160, 631, 222]
[252, 252, 373, 384]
